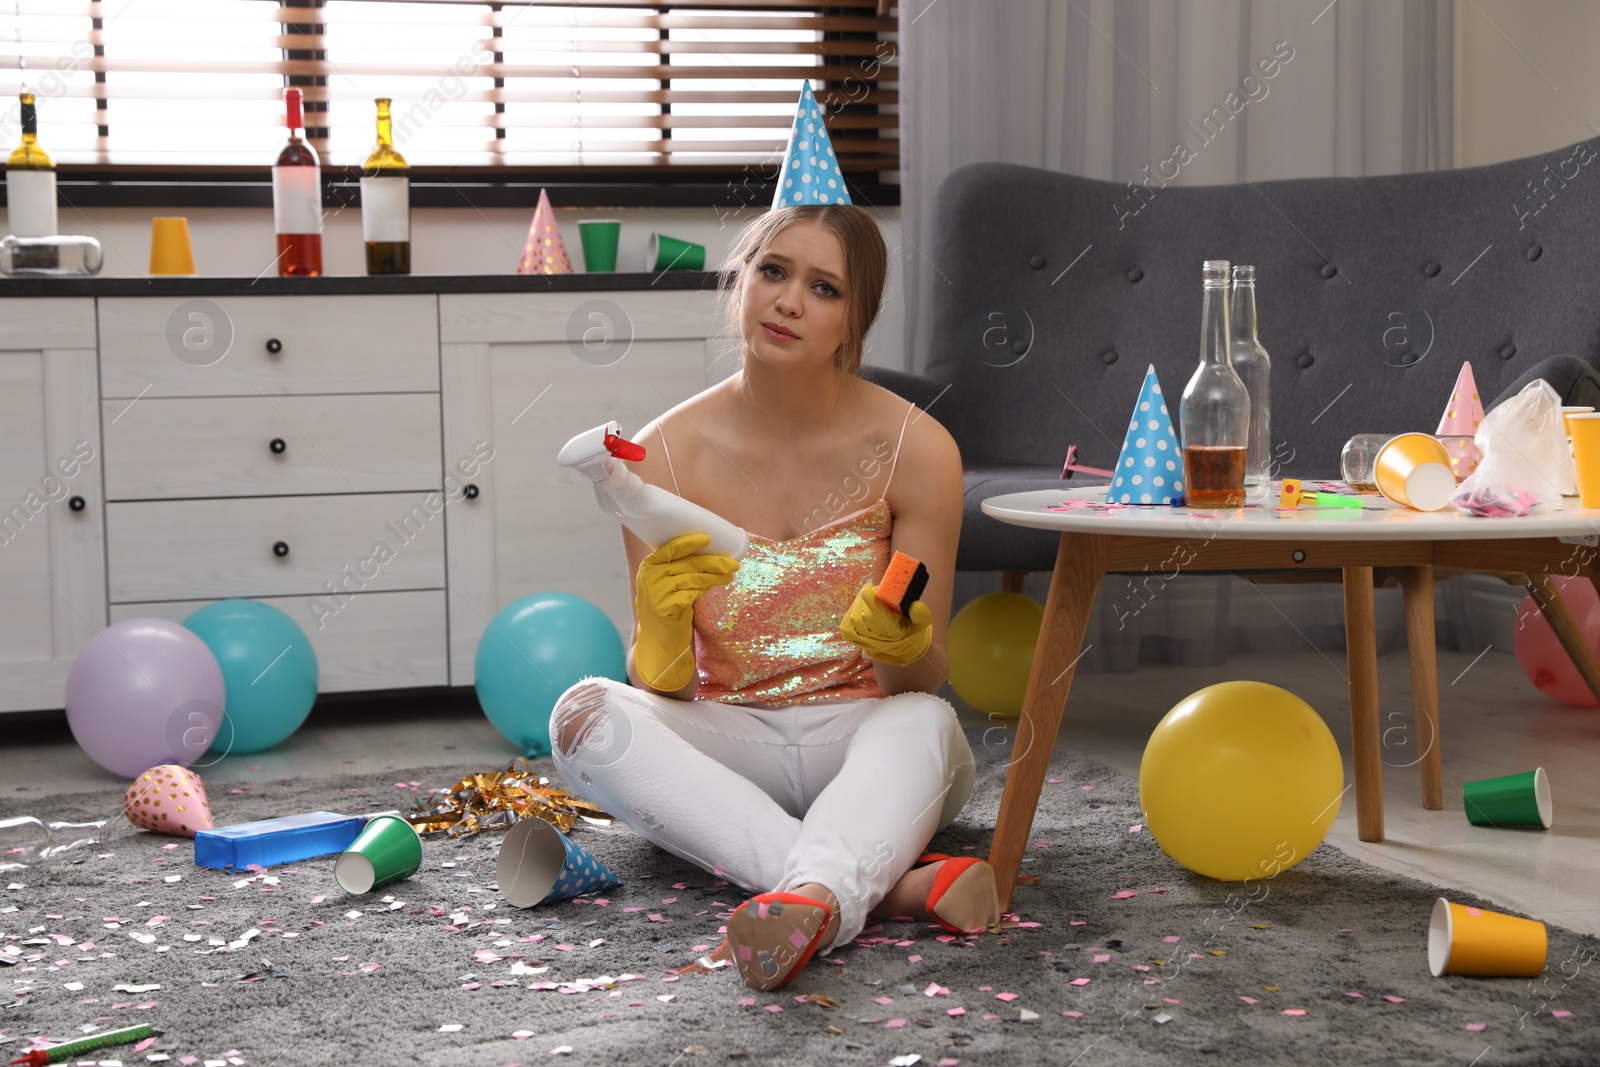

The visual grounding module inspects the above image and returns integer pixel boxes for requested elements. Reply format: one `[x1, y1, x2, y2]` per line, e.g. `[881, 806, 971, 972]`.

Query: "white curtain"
[899, 0, 1455, 372]
[902, 0, 1481, 670]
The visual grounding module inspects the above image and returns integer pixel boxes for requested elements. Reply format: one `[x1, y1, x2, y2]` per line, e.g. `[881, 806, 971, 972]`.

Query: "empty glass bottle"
[1179, 260, 1251, 508]
[1230, 265, 1272, 502]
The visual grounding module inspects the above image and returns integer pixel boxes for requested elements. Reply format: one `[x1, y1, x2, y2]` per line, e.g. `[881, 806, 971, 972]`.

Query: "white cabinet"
[0, 284, 720, 712]
[96, 294, 449, 704]
[0, 300, 106, 712]
[440, 290, 722, 684]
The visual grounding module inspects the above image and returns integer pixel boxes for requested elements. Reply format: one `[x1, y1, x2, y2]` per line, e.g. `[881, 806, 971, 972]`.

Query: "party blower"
[558, 420, 749, 560]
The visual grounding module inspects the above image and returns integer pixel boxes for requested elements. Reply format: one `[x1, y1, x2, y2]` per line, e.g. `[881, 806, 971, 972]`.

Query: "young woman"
[549, 203, 999, 992]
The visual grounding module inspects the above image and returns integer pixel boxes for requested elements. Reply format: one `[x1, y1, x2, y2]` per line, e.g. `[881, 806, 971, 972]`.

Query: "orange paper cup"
[1568, 413, 1600, 508]
[1375, 432, 1456, 511]
[1428, 897, 1547, 978]
[149, 216, 196, 275]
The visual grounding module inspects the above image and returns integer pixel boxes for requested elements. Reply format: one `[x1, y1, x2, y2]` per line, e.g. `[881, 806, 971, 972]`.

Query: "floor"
[4, 647, 1597, 938]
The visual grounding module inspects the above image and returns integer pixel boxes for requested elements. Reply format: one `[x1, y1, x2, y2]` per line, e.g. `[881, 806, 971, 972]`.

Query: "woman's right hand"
[632, 532, 739, 691]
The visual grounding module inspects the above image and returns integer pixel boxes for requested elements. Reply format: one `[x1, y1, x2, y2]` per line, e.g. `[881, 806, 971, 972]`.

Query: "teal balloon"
[182, 599, 318, 755]
[475, 593, 626, 758]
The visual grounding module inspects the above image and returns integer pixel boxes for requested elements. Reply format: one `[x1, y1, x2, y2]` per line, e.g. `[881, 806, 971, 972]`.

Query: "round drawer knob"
[464, 483, 480, 499]
[265, 338, 283, 354]
[272, 540, 290, 558]
[1292, 549, 1307, 563]
[68, 495, 86, 512]
[269, 437, 287, 454]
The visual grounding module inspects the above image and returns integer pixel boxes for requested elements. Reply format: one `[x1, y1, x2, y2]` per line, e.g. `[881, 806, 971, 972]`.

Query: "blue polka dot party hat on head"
[773, 82, 851, 208]
[1107, 364, 1184, 504]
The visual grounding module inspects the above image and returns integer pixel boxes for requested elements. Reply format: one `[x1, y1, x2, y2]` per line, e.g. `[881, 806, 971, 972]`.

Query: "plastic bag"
[1451, 378, 1574, 516]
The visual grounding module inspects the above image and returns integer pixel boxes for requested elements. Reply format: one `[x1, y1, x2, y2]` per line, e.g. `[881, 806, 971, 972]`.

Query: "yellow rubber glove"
[633, 532, 739, 692]
[840, 582, 933, 666]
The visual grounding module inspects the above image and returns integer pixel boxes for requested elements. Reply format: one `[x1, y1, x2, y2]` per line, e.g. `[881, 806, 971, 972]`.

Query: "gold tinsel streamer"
[405, 758, 611, 838]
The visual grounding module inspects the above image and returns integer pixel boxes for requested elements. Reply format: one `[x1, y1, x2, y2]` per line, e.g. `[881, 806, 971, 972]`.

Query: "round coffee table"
[978, 484, 1600, 910]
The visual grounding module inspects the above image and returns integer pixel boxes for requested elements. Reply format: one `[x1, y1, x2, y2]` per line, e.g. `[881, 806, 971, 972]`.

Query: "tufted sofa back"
[924, 144, 1600, 477]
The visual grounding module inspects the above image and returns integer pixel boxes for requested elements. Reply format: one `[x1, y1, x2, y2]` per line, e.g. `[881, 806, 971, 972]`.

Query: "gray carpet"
[3, 728, 1596, 1067]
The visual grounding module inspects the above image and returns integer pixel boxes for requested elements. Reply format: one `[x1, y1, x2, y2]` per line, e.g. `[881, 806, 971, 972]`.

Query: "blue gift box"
[194, 811, 366, 870]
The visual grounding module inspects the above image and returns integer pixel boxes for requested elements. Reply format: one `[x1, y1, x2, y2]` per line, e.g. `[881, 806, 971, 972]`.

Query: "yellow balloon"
[1139, 681, 1344, 882]
[947, 592, 1043, 718]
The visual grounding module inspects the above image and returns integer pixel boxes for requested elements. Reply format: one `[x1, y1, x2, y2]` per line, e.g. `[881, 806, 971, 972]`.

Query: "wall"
[0, 201, 907, 373]
[1456, 0, 1600, 167]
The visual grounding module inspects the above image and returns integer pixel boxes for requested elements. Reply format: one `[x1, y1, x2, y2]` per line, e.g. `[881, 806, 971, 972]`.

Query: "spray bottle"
[557, 421, 749, 561]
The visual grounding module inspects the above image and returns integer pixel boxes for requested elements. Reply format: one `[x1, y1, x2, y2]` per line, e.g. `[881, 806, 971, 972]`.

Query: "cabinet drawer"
[440, 289, 718, 344]
[104, 394, 442, 500]
[110, 589, 448, 692]
[108, 492, 446, 602]
[99, 295, 439, 398]
[0, 298, 96, 349]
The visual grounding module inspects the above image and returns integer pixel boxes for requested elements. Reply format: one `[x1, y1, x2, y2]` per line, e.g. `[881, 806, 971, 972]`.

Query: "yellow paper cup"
[1428, 897, 1547, 978]
[1569, 413, 1600, 509]
[1561, 406, 1595, 436]
[149, 217, 196, 275]
[1375, 432, 1456, 511]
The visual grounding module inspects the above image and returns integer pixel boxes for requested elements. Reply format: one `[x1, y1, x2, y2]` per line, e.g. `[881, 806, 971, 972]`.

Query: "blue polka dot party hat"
[547, 829, 621, 903]
[773, 82, 851, 208]
[1107, 364, 1185, 504]
[496, 815, 621, 908]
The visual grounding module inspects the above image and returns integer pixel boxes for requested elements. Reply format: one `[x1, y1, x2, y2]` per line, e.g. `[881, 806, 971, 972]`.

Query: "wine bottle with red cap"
[272, 87, 322, 276]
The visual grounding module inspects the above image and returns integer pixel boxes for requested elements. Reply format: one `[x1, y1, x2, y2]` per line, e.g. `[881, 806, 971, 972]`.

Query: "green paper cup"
[1463, 768, 1552, 829]
[577, 219, 621, 272]
[334, 814, 423, 893]
[645, 233, 705, 272]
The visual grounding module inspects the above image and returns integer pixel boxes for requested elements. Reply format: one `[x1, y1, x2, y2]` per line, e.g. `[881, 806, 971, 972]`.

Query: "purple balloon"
[64, 618, 226, 779]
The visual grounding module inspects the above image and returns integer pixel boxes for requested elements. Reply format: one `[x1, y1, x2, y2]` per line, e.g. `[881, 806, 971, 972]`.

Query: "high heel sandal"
[721, 890, 834, 991]
[916, 852, 1000, 936]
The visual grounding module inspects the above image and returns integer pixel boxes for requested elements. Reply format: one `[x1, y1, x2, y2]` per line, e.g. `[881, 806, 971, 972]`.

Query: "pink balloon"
[1513, 576, 1600, 707]
[64, 618, 226, 778]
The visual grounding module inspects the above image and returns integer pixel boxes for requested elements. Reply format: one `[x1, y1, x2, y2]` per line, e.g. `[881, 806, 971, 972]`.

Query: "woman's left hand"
[840, 582, 933, 666]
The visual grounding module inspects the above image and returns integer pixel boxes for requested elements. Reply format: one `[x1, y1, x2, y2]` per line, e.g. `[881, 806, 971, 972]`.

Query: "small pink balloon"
[65, 618, 226, 778]
[1513, 577, 1600, 707]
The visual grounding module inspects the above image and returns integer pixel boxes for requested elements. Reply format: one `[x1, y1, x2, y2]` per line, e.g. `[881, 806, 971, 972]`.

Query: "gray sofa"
[864, 142, 1600, 573]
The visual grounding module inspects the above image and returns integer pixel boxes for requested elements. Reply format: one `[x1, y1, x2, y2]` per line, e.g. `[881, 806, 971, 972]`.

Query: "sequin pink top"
[658, 401, 915, 707]
[691, 500, 892, 705]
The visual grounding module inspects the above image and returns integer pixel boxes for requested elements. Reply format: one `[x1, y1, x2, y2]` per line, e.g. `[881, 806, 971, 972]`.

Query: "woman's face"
[739, 220, 849, 370]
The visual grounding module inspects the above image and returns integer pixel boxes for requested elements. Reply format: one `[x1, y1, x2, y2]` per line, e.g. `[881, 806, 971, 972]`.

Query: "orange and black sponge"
[875, 551, 930, 617]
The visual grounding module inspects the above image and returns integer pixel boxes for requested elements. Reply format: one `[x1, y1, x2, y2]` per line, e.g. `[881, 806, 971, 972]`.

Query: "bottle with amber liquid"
[272, 87, 322, 276]
[361, 98, 410, 274]
[7, 92, 58, 238]
[1179, 260, 1251, 508]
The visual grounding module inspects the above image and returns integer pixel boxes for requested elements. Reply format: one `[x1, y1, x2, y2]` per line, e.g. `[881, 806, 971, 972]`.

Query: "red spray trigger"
[604, 431, 647, 462]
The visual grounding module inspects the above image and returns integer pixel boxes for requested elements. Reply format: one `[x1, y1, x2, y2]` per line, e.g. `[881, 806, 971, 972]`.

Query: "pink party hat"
[125, 763, 215, 837]
[517, 189, 573, 275]
[1436, 361, 1485, 480]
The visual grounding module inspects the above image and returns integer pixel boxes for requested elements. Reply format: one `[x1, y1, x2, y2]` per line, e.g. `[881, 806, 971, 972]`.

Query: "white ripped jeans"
[548, 676, 977, 954]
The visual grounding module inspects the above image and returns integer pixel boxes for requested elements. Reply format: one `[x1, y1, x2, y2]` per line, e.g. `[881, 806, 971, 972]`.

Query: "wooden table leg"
[1343, 566, 1385, 842]
[1399, 566, 1443, 810]
[1526, 572, 1600, 703]
[989, 532, 1107, 913]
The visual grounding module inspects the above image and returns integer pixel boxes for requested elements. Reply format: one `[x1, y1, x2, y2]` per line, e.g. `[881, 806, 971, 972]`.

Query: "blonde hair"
[717, 204, 888, 376]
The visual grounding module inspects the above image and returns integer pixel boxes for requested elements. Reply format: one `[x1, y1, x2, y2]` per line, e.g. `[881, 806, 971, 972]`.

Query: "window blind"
[0, 0, 898, 175]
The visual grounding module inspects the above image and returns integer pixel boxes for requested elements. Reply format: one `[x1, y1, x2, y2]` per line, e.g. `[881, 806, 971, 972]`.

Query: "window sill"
[22, 167, 900, 211]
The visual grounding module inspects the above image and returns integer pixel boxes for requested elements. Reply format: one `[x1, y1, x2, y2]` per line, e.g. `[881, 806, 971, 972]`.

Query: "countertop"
[0, 270, 722, 297]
